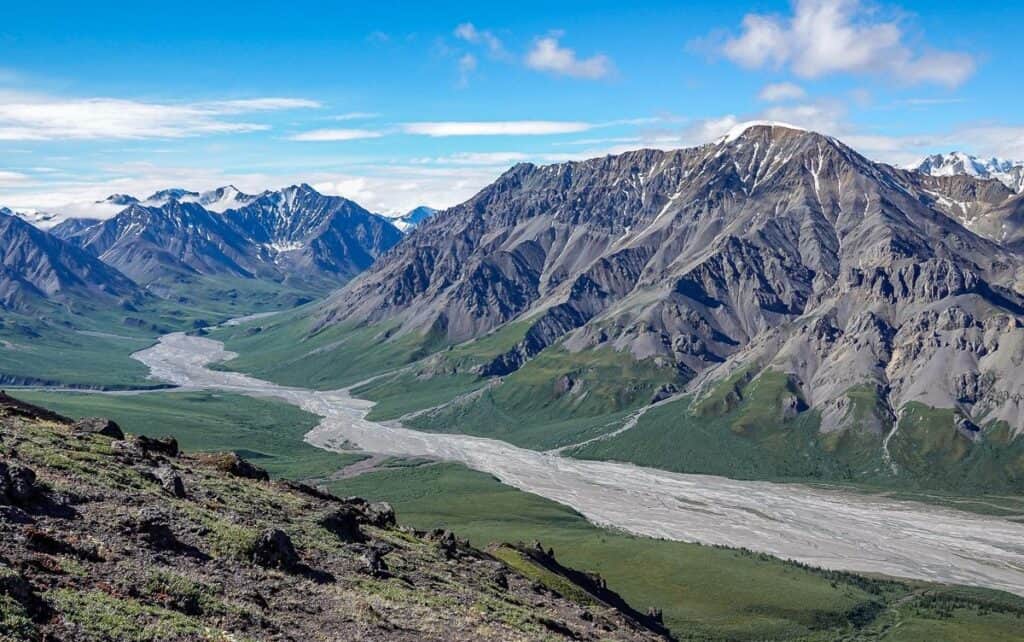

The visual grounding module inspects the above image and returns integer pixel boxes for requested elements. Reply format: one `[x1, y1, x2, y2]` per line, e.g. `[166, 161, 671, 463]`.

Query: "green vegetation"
[327, 461, 1024, 641]
[48, 589, 216, 642]
[889, 403, 1024, 492]
[395, 347, 679, 450]
[210, 311, 445, 390]
[573, 371, 1024, 493]
[14, 390, 363, 479]
[0, 275, 321, 389]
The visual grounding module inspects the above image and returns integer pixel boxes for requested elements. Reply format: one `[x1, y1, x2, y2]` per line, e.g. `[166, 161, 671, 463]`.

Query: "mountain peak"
[718, 120, 812, 144]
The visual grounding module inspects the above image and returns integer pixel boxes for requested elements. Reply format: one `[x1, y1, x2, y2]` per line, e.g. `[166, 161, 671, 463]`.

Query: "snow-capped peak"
[718, 120, 810, 144]
[383, 205, 437, 233]
[911, 152, 1024, 192]
[196, 185, 260, 212]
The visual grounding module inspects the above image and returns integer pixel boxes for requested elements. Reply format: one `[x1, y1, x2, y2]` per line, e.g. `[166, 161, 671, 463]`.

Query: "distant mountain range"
[0, 185, 422, 316]
[63, 184, 403, 292]
[912, 152, 1024, 193]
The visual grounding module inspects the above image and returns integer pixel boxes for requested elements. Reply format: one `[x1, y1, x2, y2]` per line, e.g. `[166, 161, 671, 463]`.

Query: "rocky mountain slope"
[305, 124, 1024, 484]
[0, 210, 142, 314]
[0, 393, 669, 641]
[913, 152, 1024, 193]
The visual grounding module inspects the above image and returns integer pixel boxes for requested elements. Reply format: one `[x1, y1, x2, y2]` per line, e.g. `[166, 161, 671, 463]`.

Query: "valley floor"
[117, 331, 1024, 600]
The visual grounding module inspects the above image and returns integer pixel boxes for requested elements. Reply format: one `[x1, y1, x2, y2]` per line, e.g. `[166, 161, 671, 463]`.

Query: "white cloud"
[0, 170, 29, 186]
[0, 92, 321, 140]
[288, 128, 382, 142]
[204, 98, 321, 112]
[402, 120, 594, 137]
[719, 0, 975, 87]
[413, 151, 532, 165]
[525, 35, 613, 79]
[330, 112, 380, 121]
[758, 82, 807, 102]
[454, 23, 506, 57]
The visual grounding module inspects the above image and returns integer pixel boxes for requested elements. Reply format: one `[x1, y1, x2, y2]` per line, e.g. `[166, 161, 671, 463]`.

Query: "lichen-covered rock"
[363, 501, 395, 528]
[72, 417, 124, 440]
[199, 452, 269, 481]
[155, 466, 186, 498]
[361, 547, 389, 578]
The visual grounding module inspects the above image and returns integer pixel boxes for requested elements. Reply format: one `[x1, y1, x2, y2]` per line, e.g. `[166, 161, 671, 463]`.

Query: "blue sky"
[0, 0, 1021, 215]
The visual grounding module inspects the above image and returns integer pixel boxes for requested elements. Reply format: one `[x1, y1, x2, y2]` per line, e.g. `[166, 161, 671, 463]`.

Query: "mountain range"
[4, 123, 1024, 489]
[282, 123, 1024, 490]
[0, 185, 411, 316]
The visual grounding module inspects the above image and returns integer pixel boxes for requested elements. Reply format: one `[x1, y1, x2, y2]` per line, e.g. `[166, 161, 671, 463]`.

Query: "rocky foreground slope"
[0, 393, 669, 641]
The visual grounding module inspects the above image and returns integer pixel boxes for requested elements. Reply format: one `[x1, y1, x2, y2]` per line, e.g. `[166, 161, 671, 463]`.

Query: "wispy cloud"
[0, 170, 29, 186]
[758, 82, 807, 102]
[458, 54, 478, 87]
[0, 92, 321, 140]
[401, 120, 594, 137]
[288, 128, 382, 142]
[525, 33, 613, 79]
[330, 112, 380, 121]
[454, 23, 506, 58]
[711, 0, 975, 87]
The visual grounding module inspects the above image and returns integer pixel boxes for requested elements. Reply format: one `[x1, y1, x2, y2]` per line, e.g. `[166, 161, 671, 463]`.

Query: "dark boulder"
[136, 435, 179, 458]
[133, 507, 177, 549]
[319, 507, 364, 543]
[0, 462, 39, 506]
[427, 529, 458, 558]
[72, 417, 125, 440]
[650, 383, 678, 404]
[251, 529, 299, 571]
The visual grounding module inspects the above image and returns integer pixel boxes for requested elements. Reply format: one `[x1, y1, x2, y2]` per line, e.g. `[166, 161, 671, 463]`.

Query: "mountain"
[390, 205, 438, 233]
[303, 124, 1024, 490]
[101, 193, 140, 207]
[913, 152, 1024, 193]
[0, 393, 669, 642]
[60, 184, 402, 295]
[70, 200, 263, 288]
[225, 183, 404, 283]
[0, 208, 141, 313]
[49, 217, 102, 240]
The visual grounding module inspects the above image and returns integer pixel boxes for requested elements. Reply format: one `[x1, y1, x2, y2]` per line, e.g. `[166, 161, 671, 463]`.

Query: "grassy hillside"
[0, 277, 321, 389]
[572, 370, 1024, 494]
[13, 390, 363, 480]
[1, 396, 666, 642]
